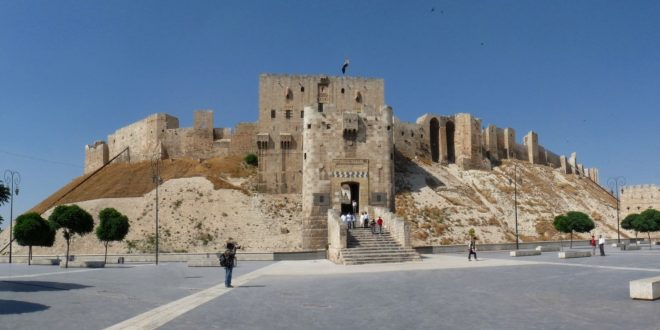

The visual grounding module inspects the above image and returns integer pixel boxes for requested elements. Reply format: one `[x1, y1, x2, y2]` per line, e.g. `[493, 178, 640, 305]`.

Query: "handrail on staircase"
[0, 238, 15, 254]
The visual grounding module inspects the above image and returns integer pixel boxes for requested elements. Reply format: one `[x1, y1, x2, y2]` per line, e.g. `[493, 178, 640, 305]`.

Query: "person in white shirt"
[341, 213, 347, 227]
[598, 235, 606, 256]
[359, 212, 365, 228]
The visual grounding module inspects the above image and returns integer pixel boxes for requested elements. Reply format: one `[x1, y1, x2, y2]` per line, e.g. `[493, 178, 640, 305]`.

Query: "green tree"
[96, 208, 130, 263]
[244, 153, 258, 166]
[553, 211, 595, 248]
[13, 212, 55, 265]
[621, 213, 640, 239]
[632, 209, 660, 249]
[48, 204, 94, 268]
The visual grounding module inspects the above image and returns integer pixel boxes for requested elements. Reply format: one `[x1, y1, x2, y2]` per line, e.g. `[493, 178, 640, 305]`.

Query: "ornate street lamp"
[509, 163, 522, 250]
[607, 176, 626, 244]
[4, 170, 21, 264]
[151, 157, 162, 265]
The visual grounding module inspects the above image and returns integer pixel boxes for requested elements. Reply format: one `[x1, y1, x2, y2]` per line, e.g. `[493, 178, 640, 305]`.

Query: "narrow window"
[285, 110, 292, 119]
[301, 86, 305, 92]
[300, 110, 304, 118]
[307, 124, 311, 129]
[341, 88, 345, 94]
[271, 110, 276, 119]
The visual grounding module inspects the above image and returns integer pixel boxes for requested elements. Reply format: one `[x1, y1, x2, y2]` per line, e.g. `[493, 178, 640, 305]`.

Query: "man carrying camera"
[223, 238, 240, 288]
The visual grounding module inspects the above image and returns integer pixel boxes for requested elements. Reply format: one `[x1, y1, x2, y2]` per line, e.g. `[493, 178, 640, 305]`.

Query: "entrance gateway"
[340, 182, 359, 215]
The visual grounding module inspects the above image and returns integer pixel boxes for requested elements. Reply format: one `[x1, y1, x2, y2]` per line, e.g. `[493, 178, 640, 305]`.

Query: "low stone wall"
[0, 250, 325, 264]
[414, 238, 638, 254]
[373, 207, 411, 248]
[327, 209, 347, 264]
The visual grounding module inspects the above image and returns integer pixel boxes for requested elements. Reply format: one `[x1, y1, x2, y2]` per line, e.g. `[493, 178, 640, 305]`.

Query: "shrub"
[244, 153, 258, 166]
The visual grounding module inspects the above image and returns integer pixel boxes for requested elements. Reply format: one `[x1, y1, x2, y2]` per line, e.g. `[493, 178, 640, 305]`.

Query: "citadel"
[84, 74, 601, 256]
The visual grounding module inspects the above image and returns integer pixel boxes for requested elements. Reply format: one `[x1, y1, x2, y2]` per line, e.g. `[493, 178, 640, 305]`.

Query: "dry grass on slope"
[30, 155, 253, 214]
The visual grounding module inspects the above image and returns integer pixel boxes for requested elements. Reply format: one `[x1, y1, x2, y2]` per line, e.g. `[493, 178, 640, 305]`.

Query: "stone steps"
[341, 228, 421, 265]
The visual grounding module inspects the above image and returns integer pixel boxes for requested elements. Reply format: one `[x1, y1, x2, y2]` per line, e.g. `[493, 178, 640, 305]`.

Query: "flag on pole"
[341, 58, 349, 75]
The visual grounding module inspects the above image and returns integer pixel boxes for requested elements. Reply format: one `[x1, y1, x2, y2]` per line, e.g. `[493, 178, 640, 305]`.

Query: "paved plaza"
[2, 245, 660, 329]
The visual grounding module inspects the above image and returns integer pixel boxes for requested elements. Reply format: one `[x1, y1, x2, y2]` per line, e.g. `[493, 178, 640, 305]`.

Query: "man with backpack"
[220, 238, 240, 288]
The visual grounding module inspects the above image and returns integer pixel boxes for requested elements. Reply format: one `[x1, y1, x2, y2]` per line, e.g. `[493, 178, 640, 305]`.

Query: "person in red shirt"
[590, 235, 596, 256]
[377, 216, 383, 234]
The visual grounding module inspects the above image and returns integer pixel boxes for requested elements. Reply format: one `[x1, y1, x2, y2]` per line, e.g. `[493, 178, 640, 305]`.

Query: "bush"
[244, 153, 258, 167]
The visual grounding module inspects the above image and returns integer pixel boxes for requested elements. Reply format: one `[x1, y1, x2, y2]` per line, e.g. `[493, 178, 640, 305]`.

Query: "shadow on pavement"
[0, 299, 50, 314]
[0, 281, 92, 292]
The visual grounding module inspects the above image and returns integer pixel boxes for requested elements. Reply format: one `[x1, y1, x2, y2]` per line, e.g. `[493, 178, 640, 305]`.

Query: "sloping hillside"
[1, 154, 628, 257]
[395, 155, 623, 246]
[29, 155, 251, 214]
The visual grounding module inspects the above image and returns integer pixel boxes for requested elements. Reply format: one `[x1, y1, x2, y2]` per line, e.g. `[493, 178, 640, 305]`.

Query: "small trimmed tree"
[96, 208, 130, 263]
[553, 211, 595, 248]
[48, 204, 94, 268]
[621, 213, 639, 239]
[632, 209, 660, 249]
[13, 212, 55, 265]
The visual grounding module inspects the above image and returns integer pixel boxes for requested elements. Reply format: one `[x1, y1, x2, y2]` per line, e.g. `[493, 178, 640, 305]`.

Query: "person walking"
[598, 235, 606, 256]
[370, 218, 377, 234]
[377, 216, 383, 235]
[364, 212, 370, 228]
[352, 200, 357, 214]
[590, 235, 597, 256]
[468, 237, 478, 261]
[223, 238, 240, 288]
[341, 213, 347, 228]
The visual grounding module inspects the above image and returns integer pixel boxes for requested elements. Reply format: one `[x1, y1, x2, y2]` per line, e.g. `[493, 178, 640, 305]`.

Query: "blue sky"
[1, 1, 659, 228]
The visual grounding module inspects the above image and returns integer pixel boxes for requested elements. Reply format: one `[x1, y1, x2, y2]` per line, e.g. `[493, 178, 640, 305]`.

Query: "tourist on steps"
[377, 216, 383, 234]
[598, 235, 606, 256]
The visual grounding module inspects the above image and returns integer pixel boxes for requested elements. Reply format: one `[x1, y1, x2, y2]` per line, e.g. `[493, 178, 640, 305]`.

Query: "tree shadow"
[0, 281, 91, 292]
[0, 299, 50, 314]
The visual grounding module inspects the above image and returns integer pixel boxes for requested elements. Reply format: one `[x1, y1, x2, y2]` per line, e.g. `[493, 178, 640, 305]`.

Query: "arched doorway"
[340, 182, 360, 215]
[430, 118, 439, 162]
[446, 121, 455, 164]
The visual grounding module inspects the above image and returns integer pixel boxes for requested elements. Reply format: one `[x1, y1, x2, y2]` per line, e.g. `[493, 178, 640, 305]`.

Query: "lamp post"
[4, 170, 21, 264]
[509, 163, 521, 250]
[607, 176, 626, 244]
[151, 157, 162, 265]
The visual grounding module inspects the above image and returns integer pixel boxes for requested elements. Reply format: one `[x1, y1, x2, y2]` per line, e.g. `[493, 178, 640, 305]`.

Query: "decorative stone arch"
[430, 117, 440, 162]
[445, 120, 456, 164]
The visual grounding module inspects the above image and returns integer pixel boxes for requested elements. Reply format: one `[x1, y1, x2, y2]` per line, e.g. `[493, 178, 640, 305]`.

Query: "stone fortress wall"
[83, 73, 606, 251]
[620, 184, 660, 217]
[394, 114, 598, 182]
[84, 112, 256, 174]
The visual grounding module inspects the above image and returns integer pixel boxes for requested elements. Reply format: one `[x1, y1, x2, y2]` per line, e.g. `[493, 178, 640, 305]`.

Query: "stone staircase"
[341, 228, 422, 265]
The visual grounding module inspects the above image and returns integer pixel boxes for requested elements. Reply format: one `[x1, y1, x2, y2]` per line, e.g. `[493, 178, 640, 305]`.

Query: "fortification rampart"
[84, 73, 600, 186]
[396, 111, 599, 182]
[621, 184, 660, 216]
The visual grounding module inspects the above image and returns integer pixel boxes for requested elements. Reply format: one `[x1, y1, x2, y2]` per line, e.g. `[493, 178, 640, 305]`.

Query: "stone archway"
[446, 121, 455, 164]
[430, 118, 440, 162]
[340, 182, 360, 215]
